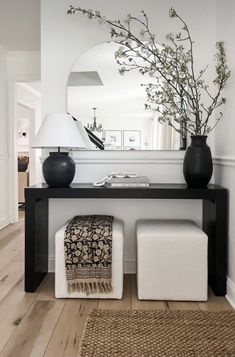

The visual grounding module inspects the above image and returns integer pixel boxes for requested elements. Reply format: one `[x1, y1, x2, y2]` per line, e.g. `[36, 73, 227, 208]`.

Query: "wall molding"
[213, 155, 235, 168]
[0, 216, 9, 230]
[41, 153, 235, 167]
[42, 151, 185, 165]
[226, 277, 235, 309]
[72, 156, 184, 165]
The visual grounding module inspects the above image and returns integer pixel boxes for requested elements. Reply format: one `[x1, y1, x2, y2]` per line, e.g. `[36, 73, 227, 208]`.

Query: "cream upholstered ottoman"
[136, 219, 208, 301]
[55, 218, 124, 299]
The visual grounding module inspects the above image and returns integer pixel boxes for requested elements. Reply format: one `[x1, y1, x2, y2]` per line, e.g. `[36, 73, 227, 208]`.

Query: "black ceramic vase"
[43, 152, 75, 187]
[183, 135, 213, 188]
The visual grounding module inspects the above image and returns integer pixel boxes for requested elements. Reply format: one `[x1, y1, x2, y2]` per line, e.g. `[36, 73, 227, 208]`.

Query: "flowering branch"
[67, 5, 231, 136]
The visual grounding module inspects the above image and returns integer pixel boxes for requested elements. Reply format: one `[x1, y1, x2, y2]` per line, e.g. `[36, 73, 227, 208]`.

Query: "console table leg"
[203, 194, 227, 296]
[25, 196, 48, 292]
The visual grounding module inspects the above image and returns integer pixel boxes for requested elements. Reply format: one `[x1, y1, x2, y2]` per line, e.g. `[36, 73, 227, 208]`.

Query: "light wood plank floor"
[0, 214, 233, 357]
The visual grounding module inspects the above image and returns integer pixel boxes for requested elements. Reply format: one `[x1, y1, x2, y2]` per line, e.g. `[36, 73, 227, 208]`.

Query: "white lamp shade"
[32, 113, 87, 149]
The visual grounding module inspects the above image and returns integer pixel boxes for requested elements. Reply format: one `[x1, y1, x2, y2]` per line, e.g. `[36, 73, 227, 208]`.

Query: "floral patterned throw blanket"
[64, 215, 113, 294]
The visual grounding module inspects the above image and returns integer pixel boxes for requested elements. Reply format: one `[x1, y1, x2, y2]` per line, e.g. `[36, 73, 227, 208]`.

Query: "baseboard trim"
[49, 256, 136, 274]
[0, 216, 9, 230]
[226, 277, 235, 309]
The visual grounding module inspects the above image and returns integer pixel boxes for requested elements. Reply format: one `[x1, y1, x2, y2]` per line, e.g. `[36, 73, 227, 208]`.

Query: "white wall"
[41, 0, 217, 272]
[214, 0, 235, 307]
[0, 45, 9, 229]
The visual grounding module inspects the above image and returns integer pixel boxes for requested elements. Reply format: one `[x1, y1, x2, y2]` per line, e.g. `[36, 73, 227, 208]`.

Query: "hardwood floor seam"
[42, 300, 67, 357]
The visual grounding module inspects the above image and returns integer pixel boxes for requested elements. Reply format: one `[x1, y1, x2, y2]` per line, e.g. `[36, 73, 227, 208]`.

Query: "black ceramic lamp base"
[43, 152, 75, 187]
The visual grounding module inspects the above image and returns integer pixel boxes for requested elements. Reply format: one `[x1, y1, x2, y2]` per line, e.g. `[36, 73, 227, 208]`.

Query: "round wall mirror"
[67, 42, 183, 151]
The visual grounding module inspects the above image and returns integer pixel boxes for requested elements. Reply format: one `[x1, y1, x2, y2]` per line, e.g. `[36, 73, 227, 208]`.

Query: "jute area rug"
[78, 309, 235, 357]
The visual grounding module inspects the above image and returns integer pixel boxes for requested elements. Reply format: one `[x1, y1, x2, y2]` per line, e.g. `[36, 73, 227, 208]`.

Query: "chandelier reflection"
[87, 107, 103, 132]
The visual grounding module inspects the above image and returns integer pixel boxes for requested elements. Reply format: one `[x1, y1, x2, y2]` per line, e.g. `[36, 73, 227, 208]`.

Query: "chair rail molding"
[40, 152, 235, 166]
[213, 155, 235, 168]
[41, 150, 185, 165]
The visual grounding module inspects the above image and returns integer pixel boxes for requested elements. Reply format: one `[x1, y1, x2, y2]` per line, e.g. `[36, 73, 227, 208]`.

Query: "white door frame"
[8, 76, 40, 223]
[17, 100, 36, 186]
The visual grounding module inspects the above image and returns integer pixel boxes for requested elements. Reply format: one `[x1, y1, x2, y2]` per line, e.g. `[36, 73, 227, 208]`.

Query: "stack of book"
[107, 176, 149, 188]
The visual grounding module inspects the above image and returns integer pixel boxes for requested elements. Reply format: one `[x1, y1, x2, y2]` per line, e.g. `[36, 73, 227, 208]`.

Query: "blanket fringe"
[68, 279, 112, 295]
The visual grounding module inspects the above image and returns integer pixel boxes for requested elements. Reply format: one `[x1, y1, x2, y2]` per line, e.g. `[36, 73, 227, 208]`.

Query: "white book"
[107, 176, 149, 188]
[110, 182, 149, 188]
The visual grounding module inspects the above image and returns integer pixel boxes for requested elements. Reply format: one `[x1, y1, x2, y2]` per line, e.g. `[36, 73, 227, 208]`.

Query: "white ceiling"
[0, 0, 40, 50]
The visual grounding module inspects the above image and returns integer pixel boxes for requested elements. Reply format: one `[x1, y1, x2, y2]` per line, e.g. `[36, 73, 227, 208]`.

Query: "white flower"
[98, 16, 106, 25]
[114, 47, 125, 59]
[124, 13, 132, 23]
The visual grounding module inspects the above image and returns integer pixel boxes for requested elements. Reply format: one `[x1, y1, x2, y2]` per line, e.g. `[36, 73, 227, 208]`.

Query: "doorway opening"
[15, 82, 42, 220]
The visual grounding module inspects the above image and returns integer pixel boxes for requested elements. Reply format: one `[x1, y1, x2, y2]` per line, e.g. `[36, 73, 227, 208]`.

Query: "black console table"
[25, 183, 228, 296]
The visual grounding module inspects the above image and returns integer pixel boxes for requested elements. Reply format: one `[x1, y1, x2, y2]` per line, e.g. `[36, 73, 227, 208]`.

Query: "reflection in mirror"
[67, 42, 183, 150]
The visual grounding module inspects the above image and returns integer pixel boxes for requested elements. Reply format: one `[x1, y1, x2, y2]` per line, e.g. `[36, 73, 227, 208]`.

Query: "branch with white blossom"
[67, 5, 231, 136]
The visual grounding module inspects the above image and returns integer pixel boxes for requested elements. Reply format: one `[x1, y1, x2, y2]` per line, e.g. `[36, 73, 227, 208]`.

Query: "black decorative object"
[72, 114, 104, 150]
[183, 136, 213, 188]
[32, 113, 87, 187]
[85, 126, 104, 150]
[43, 152, 75, 187]
[87, 107, 103, 132]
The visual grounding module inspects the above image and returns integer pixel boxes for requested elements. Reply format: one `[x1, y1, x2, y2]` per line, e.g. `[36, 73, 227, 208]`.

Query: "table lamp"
[32, 113, 86, 187]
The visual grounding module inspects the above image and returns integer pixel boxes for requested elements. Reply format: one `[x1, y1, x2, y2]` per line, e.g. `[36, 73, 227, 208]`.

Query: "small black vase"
[43, 152, 75, 187]
[183, 136, 213, 188]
